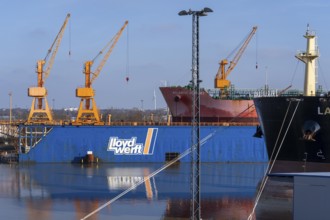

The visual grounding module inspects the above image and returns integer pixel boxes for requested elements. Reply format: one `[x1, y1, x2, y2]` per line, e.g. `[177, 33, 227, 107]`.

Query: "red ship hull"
[160, 87, 258, 123]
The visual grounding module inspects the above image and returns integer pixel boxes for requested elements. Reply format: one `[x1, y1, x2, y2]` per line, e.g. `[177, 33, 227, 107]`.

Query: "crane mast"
[27, 13, 70, 124]
[74, 21, 128, 125]
[214, 26, 257, 97]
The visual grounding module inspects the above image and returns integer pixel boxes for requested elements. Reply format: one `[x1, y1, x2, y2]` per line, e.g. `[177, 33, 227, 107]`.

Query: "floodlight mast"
[178, 7, 213, 220]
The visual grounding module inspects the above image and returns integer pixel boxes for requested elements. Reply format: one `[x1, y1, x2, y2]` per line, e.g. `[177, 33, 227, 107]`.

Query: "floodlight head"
[178, 10, 188, 16]
[199, 7, 213, 16]
[203, 7, 213, 13]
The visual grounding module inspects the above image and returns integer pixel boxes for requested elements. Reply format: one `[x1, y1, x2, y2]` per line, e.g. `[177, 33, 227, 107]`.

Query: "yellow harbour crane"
[74, 20, 128, 125]
[214, 26, 257, 97]
[27, 13, 70, 124]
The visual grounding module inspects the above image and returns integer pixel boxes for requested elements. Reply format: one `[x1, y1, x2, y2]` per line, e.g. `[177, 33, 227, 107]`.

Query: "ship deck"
[0, 120, 260, 127]
[102, 121, 260, 126]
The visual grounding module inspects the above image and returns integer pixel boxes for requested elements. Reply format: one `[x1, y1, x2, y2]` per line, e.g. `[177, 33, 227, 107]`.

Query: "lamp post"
[179, 7, 213, 220]
[140, 99, 144, 111]
[9, 92, 12, 125]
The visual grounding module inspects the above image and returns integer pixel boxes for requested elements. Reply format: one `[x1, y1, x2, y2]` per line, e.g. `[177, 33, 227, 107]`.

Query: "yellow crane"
[27, 13, 70, 124]
[74, 20, 128, 125]
[214, 26, 257, 97]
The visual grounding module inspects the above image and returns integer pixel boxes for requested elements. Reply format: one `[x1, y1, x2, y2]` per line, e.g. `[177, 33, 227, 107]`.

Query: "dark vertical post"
[178, 7, 212, 220]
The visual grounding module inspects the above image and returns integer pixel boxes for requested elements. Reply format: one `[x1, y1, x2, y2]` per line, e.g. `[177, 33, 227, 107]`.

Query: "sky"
[1, 0, 330, 110]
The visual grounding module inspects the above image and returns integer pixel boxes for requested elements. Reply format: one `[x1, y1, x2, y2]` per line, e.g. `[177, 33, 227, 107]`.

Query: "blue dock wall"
[19, 125, 268, 163]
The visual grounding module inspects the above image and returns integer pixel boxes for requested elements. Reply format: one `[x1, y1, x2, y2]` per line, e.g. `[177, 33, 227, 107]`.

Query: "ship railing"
[279, 90, 303, 96]
[296, 49, 319, 58]
[206, 85, 307, 99]
[104, 121, 260, 126]
[4, 119, 260, 128]
[206, 87, 280, 99]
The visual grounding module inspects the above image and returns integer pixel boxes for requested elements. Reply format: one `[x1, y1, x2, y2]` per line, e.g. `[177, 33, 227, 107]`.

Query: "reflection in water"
[164, 198, 255, 219]
[255, 176, 293, 220]
[0, 163, 272, 219]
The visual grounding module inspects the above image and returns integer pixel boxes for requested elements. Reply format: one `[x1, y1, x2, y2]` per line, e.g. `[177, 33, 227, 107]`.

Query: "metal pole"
[9, 92, 12, 125]
[179, 8, 212, 219]
[190, 12, 201, 220]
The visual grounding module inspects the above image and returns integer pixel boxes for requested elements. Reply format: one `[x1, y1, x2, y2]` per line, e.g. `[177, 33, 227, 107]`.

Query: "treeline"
[0, 108, 169, 123]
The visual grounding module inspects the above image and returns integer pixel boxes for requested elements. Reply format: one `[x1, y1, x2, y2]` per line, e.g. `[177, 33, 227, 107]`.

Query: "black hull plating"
[254, 96, 330, 172]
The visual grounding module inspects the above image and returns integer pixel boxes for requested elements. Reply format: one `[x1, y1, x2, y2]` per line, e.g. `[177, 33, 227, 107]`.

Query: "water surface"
[0, 163, 291, 220]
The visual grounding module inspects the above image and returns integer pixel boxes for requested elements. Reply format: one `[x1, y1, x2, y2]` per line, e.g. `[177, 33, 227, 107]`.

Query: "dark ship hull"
[254, 96, 330, 172]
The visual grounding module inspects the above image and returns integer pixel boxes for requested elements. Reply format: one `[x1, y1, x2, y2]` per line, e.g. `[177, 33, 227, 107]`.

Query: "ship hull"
[254, 96, 330, 172]
[160, 87, 258, 123]
[18, 125, 267, 163]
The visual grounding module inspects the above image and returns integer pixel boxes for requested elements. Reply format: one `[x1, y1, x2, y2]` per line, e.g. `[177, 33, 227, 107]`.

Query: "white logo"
[107, 128, 158, 155]
[107, 137, 144, 155]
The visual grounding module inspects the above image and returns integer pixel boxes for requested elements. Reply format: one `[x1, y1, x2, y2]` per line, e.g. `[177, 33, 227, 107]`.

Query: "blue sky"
[1, 0, 330, 109]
